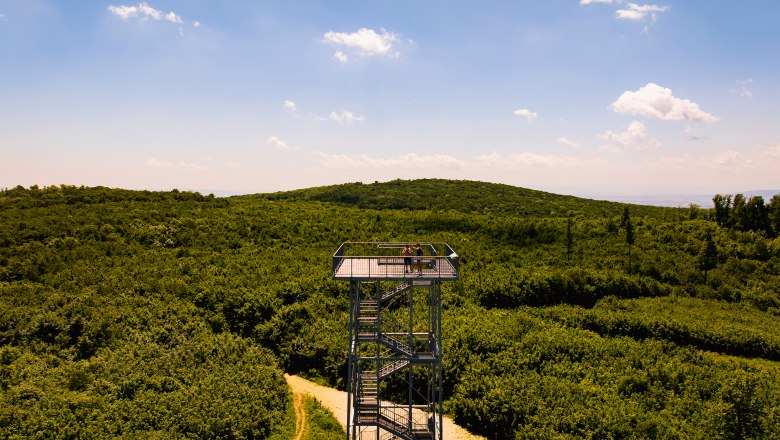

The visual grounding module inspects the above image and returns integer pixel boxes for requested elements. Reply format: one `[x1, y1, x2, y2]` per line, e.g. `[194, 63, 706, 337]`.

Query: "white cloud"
[599, 120, 661, 151]
[145, 158, 206, 170]
[317, 152, 465, 170]
[323, 28, 400, 62]
[656, 150, 746, 170]
[333, 50, 349, 63]
[708, 150, 745, 167]
[557, 137, 582, 150]
[474, 151, 596, 169]
[616, 3, 670, 21]
[657, 144, 780, 172]
[137, 2, 162, 20]
[193, 21, 201, 28]
[283, 100, 297, 113]
[108, 5, 139, 19]
[165, 11, 182, 24]
[267, 136, 302, 151]
[734, 79, 753, 98]
[513, 108, 538, 122]
[682, 124, 709, 141]
[329, 111, 365, 124]
[610, 83, 718, 122]
[108, 2, 185, 25]
[767, 143, 780, 159]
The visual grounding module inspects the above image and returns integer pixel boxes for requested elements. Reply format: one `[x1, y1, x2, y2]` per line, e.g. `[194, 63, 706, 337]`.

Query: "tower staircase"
[338, 242, 458, 440]
[352, 281, 434, 439]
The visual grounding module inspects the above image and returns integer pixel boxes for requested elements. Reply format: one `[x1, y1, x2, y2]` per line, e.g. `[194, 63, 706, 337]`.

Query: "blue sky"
[1, 1, 779, 199]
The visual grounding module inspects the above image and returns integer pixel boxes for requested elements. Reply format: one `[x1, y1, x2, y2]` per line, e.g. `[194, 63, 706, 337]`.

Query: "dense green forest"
[1, 181, 779, 439]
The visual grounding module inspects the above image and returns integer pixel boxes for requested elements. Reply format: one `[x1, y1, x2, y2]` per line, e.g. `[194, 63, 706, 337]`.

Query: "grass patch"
[302, 395, 344, 440]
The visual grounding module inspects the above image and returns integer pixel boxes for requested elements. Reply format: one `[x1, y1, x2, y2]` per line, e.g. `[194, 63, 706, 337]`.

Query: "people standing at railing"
[402, 245, 413, 273]
[415, 242, 424, 274]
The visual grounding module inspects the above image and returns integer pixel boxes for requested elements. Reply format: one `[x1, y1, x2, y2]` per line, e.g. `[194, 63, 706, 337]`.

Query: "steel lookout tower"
[333, 242, 459, 440]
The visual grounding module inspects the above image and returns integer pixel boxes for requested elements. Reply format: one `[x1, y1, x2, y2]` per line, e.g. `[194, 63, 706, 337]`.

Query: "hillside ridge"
[256, 178, 680, 218]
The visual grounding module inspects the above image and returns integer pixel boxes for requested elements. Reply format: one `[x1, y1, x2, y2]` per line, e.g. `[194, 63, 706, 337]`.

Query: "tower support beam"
[335, 243, 457, 440]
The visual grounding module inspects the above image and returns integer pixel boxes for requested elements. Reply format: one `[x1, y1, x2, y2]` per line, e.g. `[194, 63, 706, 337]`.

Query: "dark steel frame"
[336, 242, 458, 440]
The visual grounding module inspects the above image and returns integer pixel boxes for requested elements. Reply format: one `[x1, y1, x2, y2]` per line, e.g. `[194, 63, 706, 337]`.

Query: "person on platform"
[402, 245, 413, 273]
[415, 242, 424, 274]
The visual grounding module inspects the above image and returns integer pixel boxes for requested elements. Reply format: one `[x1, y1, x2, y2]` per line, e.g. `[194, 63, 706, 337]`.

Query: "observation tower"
[332, 242, 459, 440]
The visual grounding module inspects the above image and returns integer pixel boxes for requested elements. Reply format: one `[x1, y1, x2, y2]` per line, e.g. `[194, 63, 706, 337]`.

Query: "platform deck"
[333, 257, 458, 281]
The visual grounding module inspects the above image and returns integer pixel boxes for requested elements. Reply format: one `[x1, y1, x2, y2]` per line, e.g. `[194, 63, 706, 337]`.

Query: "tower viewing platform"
[332, 242, 459, 281]
[335, 242, 458, 440]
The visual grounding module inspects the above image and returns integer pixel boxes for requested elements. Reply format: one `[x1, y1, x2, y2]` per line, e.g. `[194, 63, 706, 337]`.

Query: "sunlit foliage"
[1, 181, 779, 438]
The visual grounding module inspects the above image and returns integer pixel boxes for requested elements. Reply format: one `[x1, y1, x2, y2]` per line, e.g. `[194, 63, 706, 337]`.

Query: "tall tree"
[620, 206, 635, 272]
[712, 194, 732, 227]
[745, 195, 770, 234]
[697, 230, 718, 285]
[769, 194, 780, 237]
[566, 216, 573, 263]
[620, 205, 631, 229]
[688, 203, 701, 220]
[732, 193, 746, 230]
[625, 218, 635, 273]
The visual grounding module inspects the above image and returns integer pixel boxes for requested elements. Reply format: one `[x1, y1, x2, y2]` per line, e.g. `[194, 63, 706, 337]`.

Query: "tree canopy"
[1, 181, 779, 439]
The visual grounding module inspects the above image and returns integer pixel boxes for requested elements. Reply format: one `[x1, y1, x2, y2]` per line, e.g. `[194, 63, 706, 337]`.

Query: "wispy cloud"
[316, 152, 465, 170]
[616, 3, 670, 21]
[557, 137, 582, 150]
[610, 83, 718, 122]
[108, 2, 198, 32]
[329, 111, 365, 124]
[267, 136, 302, 151]
[767, 143, 780, 159]
[513, 108, 538, 122]
[145, 158, 206, 170]
[651, 152, 738, 177]
[474, 151, 596, 169]
[599, 120, 661, 152]
[582, 1, 669, 32]
[707, 150, 745, 167]
[333, 50, 349, 63]
[164, 11, 182, 24]
[109, 2, 180, 23]
[283, 100, 297, 113]
[682, 124, 709, 141]
[322, 28, 401, 62]
[733, 79, 754, 98]
[654, 144, 780, 171]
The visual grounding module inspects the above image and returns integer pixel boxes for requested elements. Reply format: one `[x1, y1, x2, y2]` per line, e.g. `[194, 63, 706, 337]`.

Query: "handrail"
[378, 405, 431, 436]
[333, 242, 458, 280]
[333, 255, 458, 280]
[332, 242, 346, 275]
[333, 242, 450, 257]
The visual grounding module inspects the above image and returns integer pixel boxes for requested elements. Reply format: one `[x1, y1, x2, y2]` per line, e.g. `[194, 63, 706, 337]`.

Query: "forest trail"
[284, 374, 486, 440]
[292, 390, 306, 440]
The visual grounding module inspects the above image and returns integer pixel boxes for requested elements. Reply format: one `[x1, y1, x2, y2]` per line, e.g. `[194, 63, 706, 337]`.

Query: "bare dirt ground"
[292, 390, 306, 440]
[285, 374, 486, 440]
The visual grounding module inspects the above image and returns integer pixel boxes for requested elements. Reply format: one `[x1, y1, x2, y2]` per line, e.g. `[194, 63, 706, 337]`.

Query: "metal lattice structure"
[333, 242, 459, 440]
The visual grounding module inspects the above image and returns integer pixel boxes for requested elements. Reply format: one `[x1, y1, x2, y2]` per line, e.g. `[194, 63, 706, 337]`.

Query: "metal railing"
[378, 404, 431, 437]
[333, 242, 459, 280]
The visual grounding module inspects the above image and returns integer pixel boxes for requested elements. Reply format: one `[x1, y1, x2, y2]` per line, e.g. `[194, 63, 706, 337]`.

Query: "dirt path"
[284, 374, 485, 440]
[292, 391, 306, 440]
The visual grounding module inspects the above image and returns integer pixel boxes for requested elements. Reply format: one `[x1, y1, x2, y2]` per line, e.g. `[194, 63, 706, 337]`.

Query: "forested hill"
[259, 178, 677, 218]
[2, 183, 780, 438]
